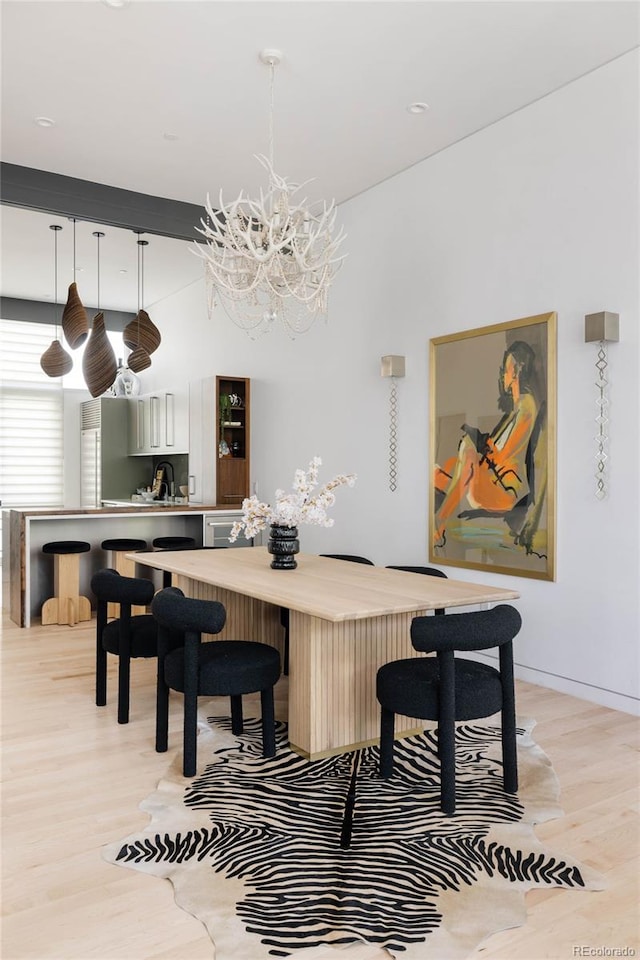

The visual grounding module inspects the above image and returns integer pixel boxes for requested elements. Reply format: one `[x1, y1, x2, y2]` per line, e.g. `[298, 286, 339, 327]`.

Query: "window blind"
[0, 319, 64, 510]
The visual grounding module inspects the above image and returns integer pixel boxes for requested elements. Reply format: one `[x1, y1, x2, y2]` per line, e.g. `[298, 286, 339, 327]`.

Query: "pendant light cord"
[72, 218, 77, 283]
[53, 227, 59, 337]
[97, 234, 100, 310]
[95, 232, 101, 311]
[136, 235, 142, 346]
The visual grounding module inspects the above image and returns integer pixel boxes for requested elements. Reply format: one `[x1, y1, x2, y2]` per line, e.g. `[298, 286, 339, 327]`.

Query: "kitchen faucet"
[155, 461, 175, 500]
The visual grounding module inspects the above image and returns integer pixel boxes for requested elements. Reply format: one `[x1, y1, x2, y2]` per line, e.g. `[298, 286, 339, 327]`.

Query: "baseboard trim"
[473, 652, 639, 716]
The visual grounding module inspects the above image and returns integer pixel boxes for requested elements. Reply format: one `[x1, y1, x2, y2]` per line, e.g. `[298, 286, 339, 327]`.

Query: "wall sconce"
[585, 311, 620, 500]
[380, 355, 405, 492]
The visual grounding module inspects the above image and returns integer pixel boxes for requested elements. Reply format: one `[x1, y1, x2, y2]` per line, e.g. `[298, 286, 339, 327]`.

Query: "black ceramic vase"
[268, 524, 299, 570]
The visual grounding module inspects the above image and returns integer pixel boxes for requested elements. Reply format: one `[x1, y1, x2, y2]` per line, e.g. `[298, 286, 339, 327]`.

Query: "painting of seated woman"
[430, 312, 556, 580]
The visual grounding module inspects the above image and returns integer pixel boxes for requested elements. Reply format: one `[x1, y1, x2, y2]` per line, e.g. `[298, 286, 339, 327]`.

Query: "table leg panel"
[289, 610, 429, 758]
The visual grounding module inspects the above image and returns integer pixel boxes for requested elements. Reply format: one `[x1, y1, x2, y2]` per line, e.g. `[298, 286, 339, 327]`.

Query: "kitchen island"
[4, 504, 252, 627]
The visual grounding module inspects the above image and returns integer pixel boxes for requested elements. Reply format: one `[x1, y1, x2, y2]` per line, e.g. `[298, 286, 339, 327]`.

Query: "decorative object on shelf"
[61, 217, 89, 349]
[194, 49, 346, 340]
[113, 357, 141, 396]
[123, 236, 160, 372]
[430, 312, 556, 581]
[229, 456, 357, 567]
[40, 224, 74, 378]
[82, 231, 118, 398]
[585, 311, 620, 500]
[267, 523, 300, 569]
[216, 375, 251, 505]
[218, 393, 232, 440]
[380, 355, 406, 493]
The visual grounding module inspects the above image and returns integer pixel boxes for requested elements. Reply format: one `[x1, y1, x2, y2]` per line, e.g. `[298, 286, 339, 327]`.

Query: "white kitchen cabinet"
[128, 389, 188, 456]
[187, 376, 216, 504]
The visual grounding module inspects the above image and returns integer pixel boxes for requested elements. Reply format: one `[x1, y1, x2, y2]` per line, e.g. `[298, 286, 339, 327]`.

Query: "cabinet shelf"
[217, 376, 250, 505]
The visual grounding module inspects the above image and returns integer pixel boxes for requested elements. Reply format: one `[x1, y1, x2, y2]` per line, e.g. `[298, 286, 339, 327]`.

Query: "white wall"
[142, 51, 639, 714]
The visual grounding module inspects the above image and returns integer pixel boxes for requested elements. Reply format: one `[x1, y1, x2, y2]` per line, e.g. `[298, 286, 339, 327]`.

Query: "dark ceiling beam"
[1, 296, 132, 332]
[0, 163, 207, 243]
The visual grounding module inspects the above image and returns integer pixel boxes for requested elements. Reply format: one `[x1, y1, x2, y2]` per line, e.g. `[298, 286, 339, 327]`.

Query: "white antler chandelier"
[195, 49, 346, 339]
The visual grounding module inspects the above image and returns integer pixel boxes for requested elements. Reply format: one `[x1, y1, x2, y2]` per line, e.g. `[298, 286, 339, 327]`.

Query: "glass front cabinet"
[216, 376, 250, 507]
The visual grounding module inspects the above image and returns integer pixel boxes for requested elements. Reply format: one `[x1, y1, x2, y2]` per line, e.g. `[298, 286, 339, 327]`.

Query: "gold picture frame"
[429, 312, 556, 581]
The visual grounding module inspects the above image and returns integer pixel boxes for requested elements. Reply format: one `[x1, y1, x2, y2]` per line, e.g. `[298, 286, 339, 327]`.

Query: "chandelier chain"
[268, 58, 275, 176]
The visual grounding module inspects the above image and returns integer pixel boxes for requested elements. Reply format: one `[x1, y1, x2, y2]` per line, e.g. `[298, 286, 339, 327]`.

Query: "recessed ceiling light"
[163, 133, 179, 141]
[34, 116, 56, 128]
[407, 102, 430, 115]
[102, 0, 129, 7]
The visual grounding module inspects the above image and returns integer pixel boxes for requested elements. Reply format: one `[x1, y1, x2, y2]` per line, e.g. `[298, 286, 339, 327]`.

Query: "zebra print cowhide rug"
[104, 710, 603, 960]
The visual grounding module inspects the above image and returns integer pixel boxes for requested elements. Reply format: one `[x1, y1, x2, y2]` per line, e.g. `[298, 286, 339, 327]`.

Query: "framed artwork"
[429, 311, 556, 581]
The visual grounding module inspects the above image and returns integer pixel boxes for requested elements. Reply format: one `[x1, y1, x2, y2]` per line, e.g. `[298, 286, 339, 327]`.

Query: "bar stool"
[101, 538, 148, 618]
[152, 536, 197, 588]
[41, 540, 92, 626]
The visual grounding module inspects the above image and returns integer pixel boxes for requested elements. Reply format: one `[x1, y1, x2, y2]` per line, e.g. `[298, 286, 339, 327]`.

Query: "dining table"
[129, 547, 520, 759]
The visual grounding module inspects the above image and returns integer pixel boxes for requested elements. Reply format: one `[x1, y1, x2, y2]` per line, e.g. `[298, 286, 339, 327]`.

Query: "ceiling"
[1, 0, 638, 311]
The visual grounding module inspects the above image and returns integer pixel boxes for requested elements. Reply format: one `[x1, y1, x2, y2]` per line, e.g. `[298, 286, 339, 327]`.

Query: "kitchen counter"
[14, 504, 226, 517]
[3, 505, 250, 627]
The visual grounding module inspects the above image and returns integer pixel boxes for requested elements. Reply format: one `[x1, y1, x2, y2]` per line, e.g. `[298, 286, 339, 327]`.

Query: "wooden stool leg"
[107, 552, 147, 618]
[41, 553, 91, 626]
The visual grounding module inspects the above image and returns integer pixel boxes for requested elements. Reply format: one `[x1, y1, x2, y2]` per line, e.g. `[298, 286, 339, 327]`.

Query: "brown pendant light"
[40, 224, 73, 378]
[61, 217, 89, 349]
[126, 236, 152, 373]
[123, 235, 161, 358]
[82, 231, 118, 398]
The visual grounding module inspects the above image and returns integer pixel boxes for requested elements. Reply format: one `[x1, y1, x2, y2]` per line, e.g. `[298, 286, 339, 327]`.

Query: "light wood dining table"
[131, 547, 520, 759]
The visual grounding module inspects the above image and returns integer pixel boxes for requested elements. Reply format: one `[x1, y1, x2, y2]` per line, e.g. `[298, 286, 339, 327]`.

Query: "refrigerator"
[80, 398, 150, 508]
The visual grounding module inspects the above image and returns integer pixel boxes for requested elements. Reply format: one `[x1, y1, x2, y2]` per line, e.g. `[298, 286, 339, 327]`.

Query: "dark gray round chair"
[152, 536, 197, 588]
[320, 554, 375, 564]
[386, 564, 447, 577]
[385, 564, 448, 615]
[152, 587, 281, 777]
[91, 568, 159, 724]
[377, 603, 522, 814]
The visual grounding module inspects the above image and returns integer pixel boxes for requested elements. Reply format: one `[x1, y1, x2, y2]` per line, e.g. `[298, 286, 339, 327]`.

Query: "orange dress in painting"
[434, 349, 539, 546]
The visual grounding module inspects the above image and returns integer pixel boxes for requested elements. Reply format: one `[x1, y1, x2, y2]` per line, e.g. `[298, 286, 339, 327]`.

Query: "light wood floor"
[1, 611, 638, 960]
